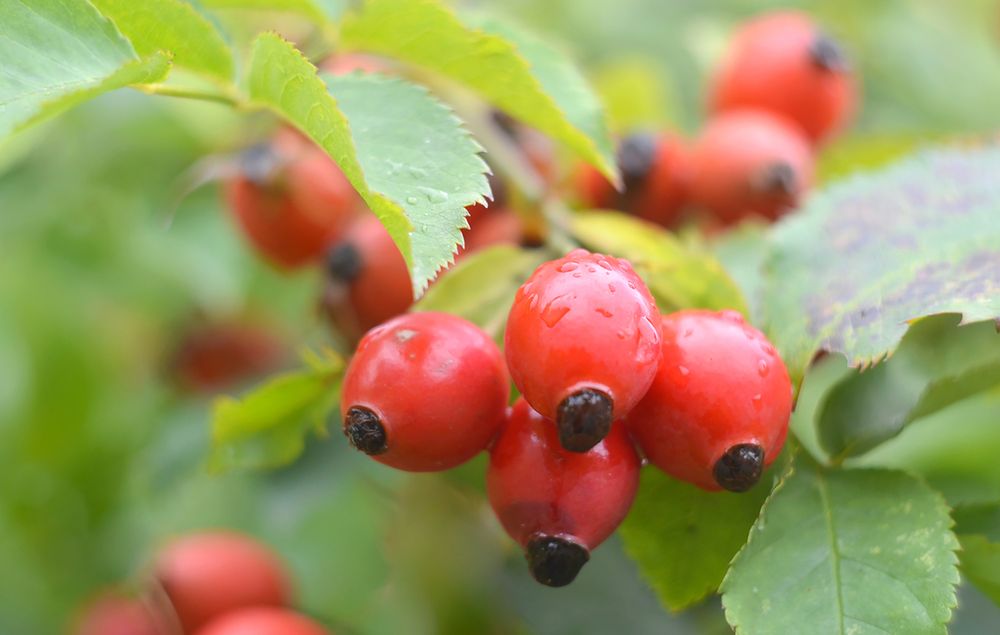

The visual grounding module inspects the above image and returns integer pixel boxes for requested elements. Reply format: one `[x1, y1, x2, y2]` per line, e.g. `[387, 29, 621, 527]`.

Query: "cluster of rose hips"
[73, 531, 328, 635]
[574, 11, 856, 228]
[340, 248, 793, 587]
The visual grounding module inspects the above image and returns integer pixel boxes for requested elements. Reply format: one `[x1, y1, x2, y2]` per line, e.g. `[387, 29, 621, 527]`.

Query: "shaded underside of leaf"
[209, 352, 344, 472]
[762, 148, 1000, 380]
[414, 245, 547, 342]
[619, 468, 769, 611]
[246, 33, 489, 295]
[571, 211, 748, 315]
[818, 314, 1000, 459]
[340, 0, 618, 182]
[90, 0, 234, 81]
[722, 464, 959, 635]
[0, 0, 170, 138]
[199, 0, 336, 24]
[957, 534, 1000, 605]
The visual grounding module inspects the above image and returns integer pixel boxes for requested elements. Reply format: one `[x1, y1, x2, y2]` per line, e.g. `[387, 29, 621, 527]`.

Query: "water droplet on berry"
[597, 259, 613, 271]
[595, 308, 613, 318]
[683, 328, 694, 338]
[558, 262, 579, 273]
[721, 310, 744, 323]
[758, 360, 769, 377]
[587, 265, 597, 273]
[608, 283, 617, 294]
[678, 365, 690, 376]
[626, 281, 636, 290]
[616, 330, 627, 340]
[759, 341, 776, 356]
[528, 293, 539, 310]
[635, 316, 660, 364]
[541, 295, 571, 327]
[572, 272, 582, 278]
[752, 394, 763, 410]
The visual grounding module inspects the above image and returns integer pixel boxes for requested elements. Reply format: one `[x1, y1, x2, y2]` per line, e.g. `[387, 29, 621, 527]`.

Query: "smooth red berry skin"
[689, 110, 813, 225]
[488, 398, 640, 584]
[461, 206, 523, 255]
[171, 321, 286, 393]
[225, 132, 358, 270]
[505, 249, 661, 423]
[72, 593, 166, 635]
[322, 214, 414, 337]
[341, 312, 510, 471]
[625, 310, 792, 492]
[195, 608, 328, 635]
[154, 531, 290, 634]
[574, 134, 690, 228]
[709, 12, 856, 144]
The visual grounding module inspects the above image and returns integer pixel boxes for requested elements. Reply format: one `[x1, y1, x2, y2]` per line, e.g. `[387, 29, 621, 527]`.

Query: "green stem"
[136, 84, 242, 108]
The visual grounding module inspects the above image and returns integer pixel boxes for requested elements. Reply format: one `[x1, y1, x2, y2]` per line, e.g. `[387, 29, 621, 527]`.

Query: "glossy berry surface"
[488, 398, 640, 586]
[72, 593, 166, 635]
[574, 133, 690, 228]
[195, 608, 328, 635]
[625, 309, 792, 492]
[709, 11, 856, 144]
[688, 110, 813, 225]
[322, 214, 414, 337]
[154, 531, 290, 634]
[341, 311, 509, 471]
[224, 131, 358, 269]
[505, 249, 660, 451]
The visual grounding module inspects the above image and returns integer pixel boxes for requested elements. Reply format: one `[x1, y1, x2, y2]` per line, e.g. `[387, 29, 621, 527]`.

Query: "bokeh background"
[2, 1, 999, 633]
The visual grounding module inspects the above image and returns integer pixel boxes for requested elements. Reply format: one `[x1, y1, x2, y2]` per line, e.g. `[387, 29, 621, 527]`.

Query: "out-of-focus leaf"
[954, 502, 1000, 542]
[341, 0, 618, 183]
[208, 350, 344, 472]
[90, 0, 234, 81]
[817, 135, 935, 184]
[788, 354, 853, 463]
[710, 222, 770, 325]
[0, 0, 170, 138]
[619, 469, 769, 611]
[246, 33, 489, 295]
[854, 387, 1000, 506]
[571, 211, 747, 315]
[957, 536, 1000, 606]
[818, 315, 1000, 460]
[414, 245, 546, 342]
[592, 57, 678, 132]
[722, 462, 959, 635]
[762, 148, 1000, 382]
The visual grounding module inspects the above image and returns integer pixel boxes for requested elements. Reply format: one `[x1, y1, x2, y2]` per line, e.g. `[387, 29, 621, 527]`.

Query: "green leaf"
[762, 148, 1000, 382]
[414, 245, 547, 342]
[855, 387, 1000, 506]
[957, 535, 1000, 605]
[591, 57, 679, 132]
[340, 0, 618, 183]
[619, 469, 769, 611]
[90, 0, 234, 81]
[953, 502, 1000, 542]
[208, 350, 345, 472]
[200, 0, 338, 23]
[0, 0, 170, 138]
[819, 315, 1000, 459]
[246, 33, 489, 295]
[711, 222, 770, 325]
[817, 134, 936, 184]
[571, 211, 748, 315]
[722, 463, 959, 635]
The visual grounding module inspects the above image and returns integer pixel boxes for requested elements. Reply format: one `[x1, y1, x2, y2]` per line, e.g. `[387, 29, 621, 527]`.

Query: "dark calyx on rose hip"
[556, 388, 613, 453]
[526, 535, 590, 588]
[713, 443, 764, 492]
[752, 162, 798, 196]
[326, 242, 363, 282]
[617, 133, 658, 191]
[808, 32, 849, 73]
[238, 143, 283, 187]
[343, 406, 388, 455]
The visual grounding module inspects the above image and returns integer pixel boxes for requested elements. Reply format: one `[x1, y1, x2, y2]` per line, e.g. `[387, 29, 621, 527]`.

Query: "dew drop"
[752, 394, 763, 410]
[678, 365, 690, 376]
[406, 195, 419, 204]
[721, 310, 745, 323]
[608, 283, 617, 294]
[758, 360, 769, 377]
[540, 295, 571, 327]
[626, 281, 636, 290]
[683, 328, 694, 338]
[528, 293, 539, 311]
[635, 316, 661, 364]
[558, 262, 579, 273]
[572, 272, 583, 278]
[759, 341, 776, 356]
[587, 265, 597, 273]
[616, 330, 627, 340]
[595, 308, 613, 318]
[597, 259, 613, 271]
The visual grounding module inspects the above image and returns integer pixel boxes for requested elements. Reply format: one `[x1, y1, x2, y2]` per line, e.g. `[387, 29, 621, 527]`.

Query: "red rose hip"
[72, 592, 167, 635]
[505, 249, 661, 452]
[709, 11, 857, 144]
[154, 531, 290, 633]
[488, 398, 640, 586]
[689, 110, 813, 224]
[196, 607, 328, 635]
[625, 310, 792, 492]
[341, 312, 509, 471]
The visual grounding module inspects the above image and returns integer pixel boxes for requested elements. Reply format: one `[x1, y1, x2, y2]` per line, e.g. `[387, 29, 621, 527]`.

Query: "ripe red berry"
[72, 592, 167, 635]
[709, 11, 856, 144]
[322, 214, 414, 337]
[505, 249, 661, 452]
[574, 133, 690, 227]
[461, 207, 523, 255]
[171, 320, 286, 393]
[688, 110, 813, 225]
[154, 531, 290, 634]
[625, 310, 792, 492]
[321, 52, 387, 76]
[224, 131, 359, 269]
[488, 398, 640, 587]
[195, 607, 328, 635]
[341, 312, 509, 471]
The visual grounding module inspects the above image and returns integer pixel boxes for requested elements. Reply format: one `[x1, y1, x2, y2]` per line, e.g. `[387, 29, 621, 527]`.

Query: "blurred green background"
[2, 1, 999, 633]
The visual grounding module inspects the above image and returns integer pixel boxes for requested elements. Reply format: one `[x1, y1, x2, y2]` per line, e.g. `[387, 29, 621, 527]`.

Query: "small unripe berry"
[488, 398, 640, 587]
[689, 110, 813, 224]
[505, 249, 661, 452]
[709, 11, 857, 144]
[341, 312, 509, 471]
[625, 310, 792, 492]
[154, 531, 290, 634]
[195, 607, 329, 635]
